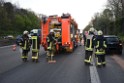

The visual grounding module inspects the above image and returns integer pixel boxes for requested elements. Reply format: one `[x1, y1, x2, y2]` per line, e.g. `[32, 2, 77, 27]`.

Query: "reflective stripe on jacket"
[20, 35, 31, 50]
[95, 35, 107, 55]
[85, 35, 94, 51]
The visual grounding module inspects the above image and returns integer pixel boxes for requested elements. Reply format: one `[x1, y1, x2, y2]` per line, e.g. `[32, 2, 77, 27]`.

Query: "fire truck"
[41, 14, 79, 52]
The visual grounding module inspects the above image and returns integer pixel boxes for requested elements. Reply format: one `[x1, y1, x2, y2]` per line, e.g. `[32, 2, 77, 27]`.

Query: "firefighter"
[31, 30, 40, 63]
[46, 29, 56, 62]
[83, 31, 88, 46]
[19, 30, 31, 62]
[95, 30, 107, 67]
[79, 33, 82, 46]
[84, 27, 95, 65]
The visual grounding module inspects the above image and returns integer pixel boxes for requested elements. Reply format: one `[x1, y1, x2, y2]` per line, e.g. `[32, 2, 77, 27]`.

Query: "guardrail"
[0, 39, 16, 47]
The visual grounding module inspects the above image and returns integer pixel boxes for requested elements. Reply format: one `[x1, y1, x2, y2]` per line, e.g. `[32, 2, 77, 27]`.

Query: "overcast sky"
[6, 0, 107, 30]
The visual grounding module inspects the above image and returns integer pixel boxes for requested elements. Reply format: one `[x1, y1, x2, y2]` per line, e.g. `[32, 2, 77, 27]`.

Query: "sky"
[6, 0, 107, 30]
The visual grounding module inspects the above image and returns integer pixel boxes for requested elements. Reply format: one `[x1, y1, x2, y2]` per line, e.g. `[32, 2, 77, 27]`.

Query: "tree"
[0, 1, 41, 35]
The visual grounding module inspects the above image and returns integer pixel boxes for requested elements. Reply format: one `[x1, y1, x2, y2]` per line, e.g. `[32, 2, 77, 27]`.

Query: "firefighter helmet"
[23, 30, 29, 35]
[89, 27, 95, 32]
[50, 29, 54, 33]
[98, 30, 103, 35]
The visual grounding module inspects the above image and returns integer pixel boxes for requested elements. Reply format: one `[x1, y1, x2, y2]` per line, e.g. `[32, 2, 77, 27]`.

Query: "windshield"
[106, 37, 119, 43]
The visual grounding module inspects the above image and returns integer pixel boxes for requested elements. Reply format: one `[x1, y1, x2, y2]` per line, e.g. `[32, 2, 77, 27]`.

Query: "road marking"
[90, 58, 101, 83]
[0, 45, 13, 48]
[111, 55, 124, 70]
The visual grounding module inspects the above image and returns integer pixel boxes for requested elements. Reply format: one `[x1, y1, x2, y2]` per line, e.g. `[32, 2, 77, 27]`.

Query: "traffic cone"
[12, 44, 16, 51]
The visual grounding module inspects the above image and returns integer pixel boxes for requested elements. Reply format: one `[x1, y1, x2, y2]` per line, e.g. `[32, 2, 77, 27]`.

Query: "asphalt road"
[0, 45, 124, 83]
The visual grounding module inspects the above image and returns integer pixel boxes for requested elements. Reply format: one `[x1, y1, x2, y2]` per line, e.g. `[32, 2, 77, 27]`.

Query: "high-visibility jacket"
[47, 33, 56, 50]
[47, 33, 55, 42]
[85, 34, 95, 51]
[31, 35, 40, 52]
[19, 35, 31, 51]
[95, 35, 107, 55]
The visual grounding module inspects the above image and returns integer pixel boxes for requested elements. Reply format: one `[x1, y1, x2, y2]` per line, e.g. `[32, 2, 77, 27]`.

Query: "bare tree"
[107, 0, 122, 19]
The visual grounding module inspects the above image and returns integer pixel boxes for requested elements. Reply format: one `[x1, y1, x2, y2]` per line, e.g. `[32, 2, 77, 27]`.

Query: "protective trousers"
[31, 36, 40, 62]
[21, 50, 28, 61]
[22, 50, 28, 58]
[96, 55, 106, 66]
[32, 51, 39, 60]
[47, 42, 55, 61]
[84, 50, 93, 64]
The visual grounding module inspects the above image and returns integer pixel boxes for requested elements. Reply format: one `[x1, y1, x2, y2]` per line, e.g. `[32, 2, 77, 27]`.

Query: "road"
[0, 45, 124, 83]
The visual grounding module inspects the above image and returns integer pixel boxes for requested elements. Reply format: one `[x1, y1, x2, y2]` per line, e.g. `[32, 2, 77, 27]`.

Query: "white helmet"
[98, 30, 103, 35]
[23, 30, 29, 35]
[89, 27, 95, 32]
[50, 29, 54, 33]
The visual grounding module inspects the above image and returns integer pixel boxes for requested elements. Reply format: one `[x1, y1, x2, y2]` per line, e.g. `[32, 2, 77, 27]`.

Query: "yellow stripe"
[32, 36, 37, 39]
[103, 41, 107, 48]
[95, 50, 105, 55]
[89, 39, 92, 48]
[32, 36, 38, 50]
[96, 41, 99, 48]
[96, 58, 102, 65]
[102, 62, 106, 64]
[22, 40, 27, 50]
[84, 56, 92, 63]
[21, 55, 28, 58]
[32, 49, 38, 52]
[32, 53, 38, 59]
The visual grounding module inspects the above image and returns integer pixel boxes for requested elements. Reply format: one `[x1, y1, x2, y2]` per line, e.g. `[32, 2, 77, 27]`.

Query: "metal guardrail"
[0, 39, 16, 47]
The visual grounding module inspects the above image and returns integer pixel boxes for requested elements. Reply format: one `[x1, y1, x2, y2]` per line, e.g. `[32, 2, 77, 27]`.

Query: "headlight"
[119, 43, 122, 45]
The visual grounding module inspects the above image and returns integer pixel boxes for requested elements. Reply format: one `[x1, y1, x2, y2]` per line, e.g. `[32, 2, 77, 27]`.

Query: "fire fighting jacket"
[31, 34, 40, 52]
[95, 35, 107, 55]
[85, 34, 95, 51]
[19, 35, 31, 51]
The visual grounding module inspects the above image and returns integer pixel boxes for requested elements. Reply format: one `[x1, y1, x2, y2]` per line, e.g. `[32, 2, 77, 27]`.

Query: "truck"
[41, 13, 79, 53]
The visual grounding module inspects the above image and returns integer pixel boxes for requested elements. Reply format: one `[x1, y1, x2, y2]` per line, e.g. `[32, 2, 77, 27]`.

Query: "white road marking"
[90, 57, 101, 83]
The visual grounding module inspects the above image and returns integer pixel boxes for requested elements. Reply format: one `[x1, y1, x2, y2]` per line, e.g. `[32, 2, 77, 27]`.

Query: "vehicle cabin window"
[106, 37, 119, 43]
